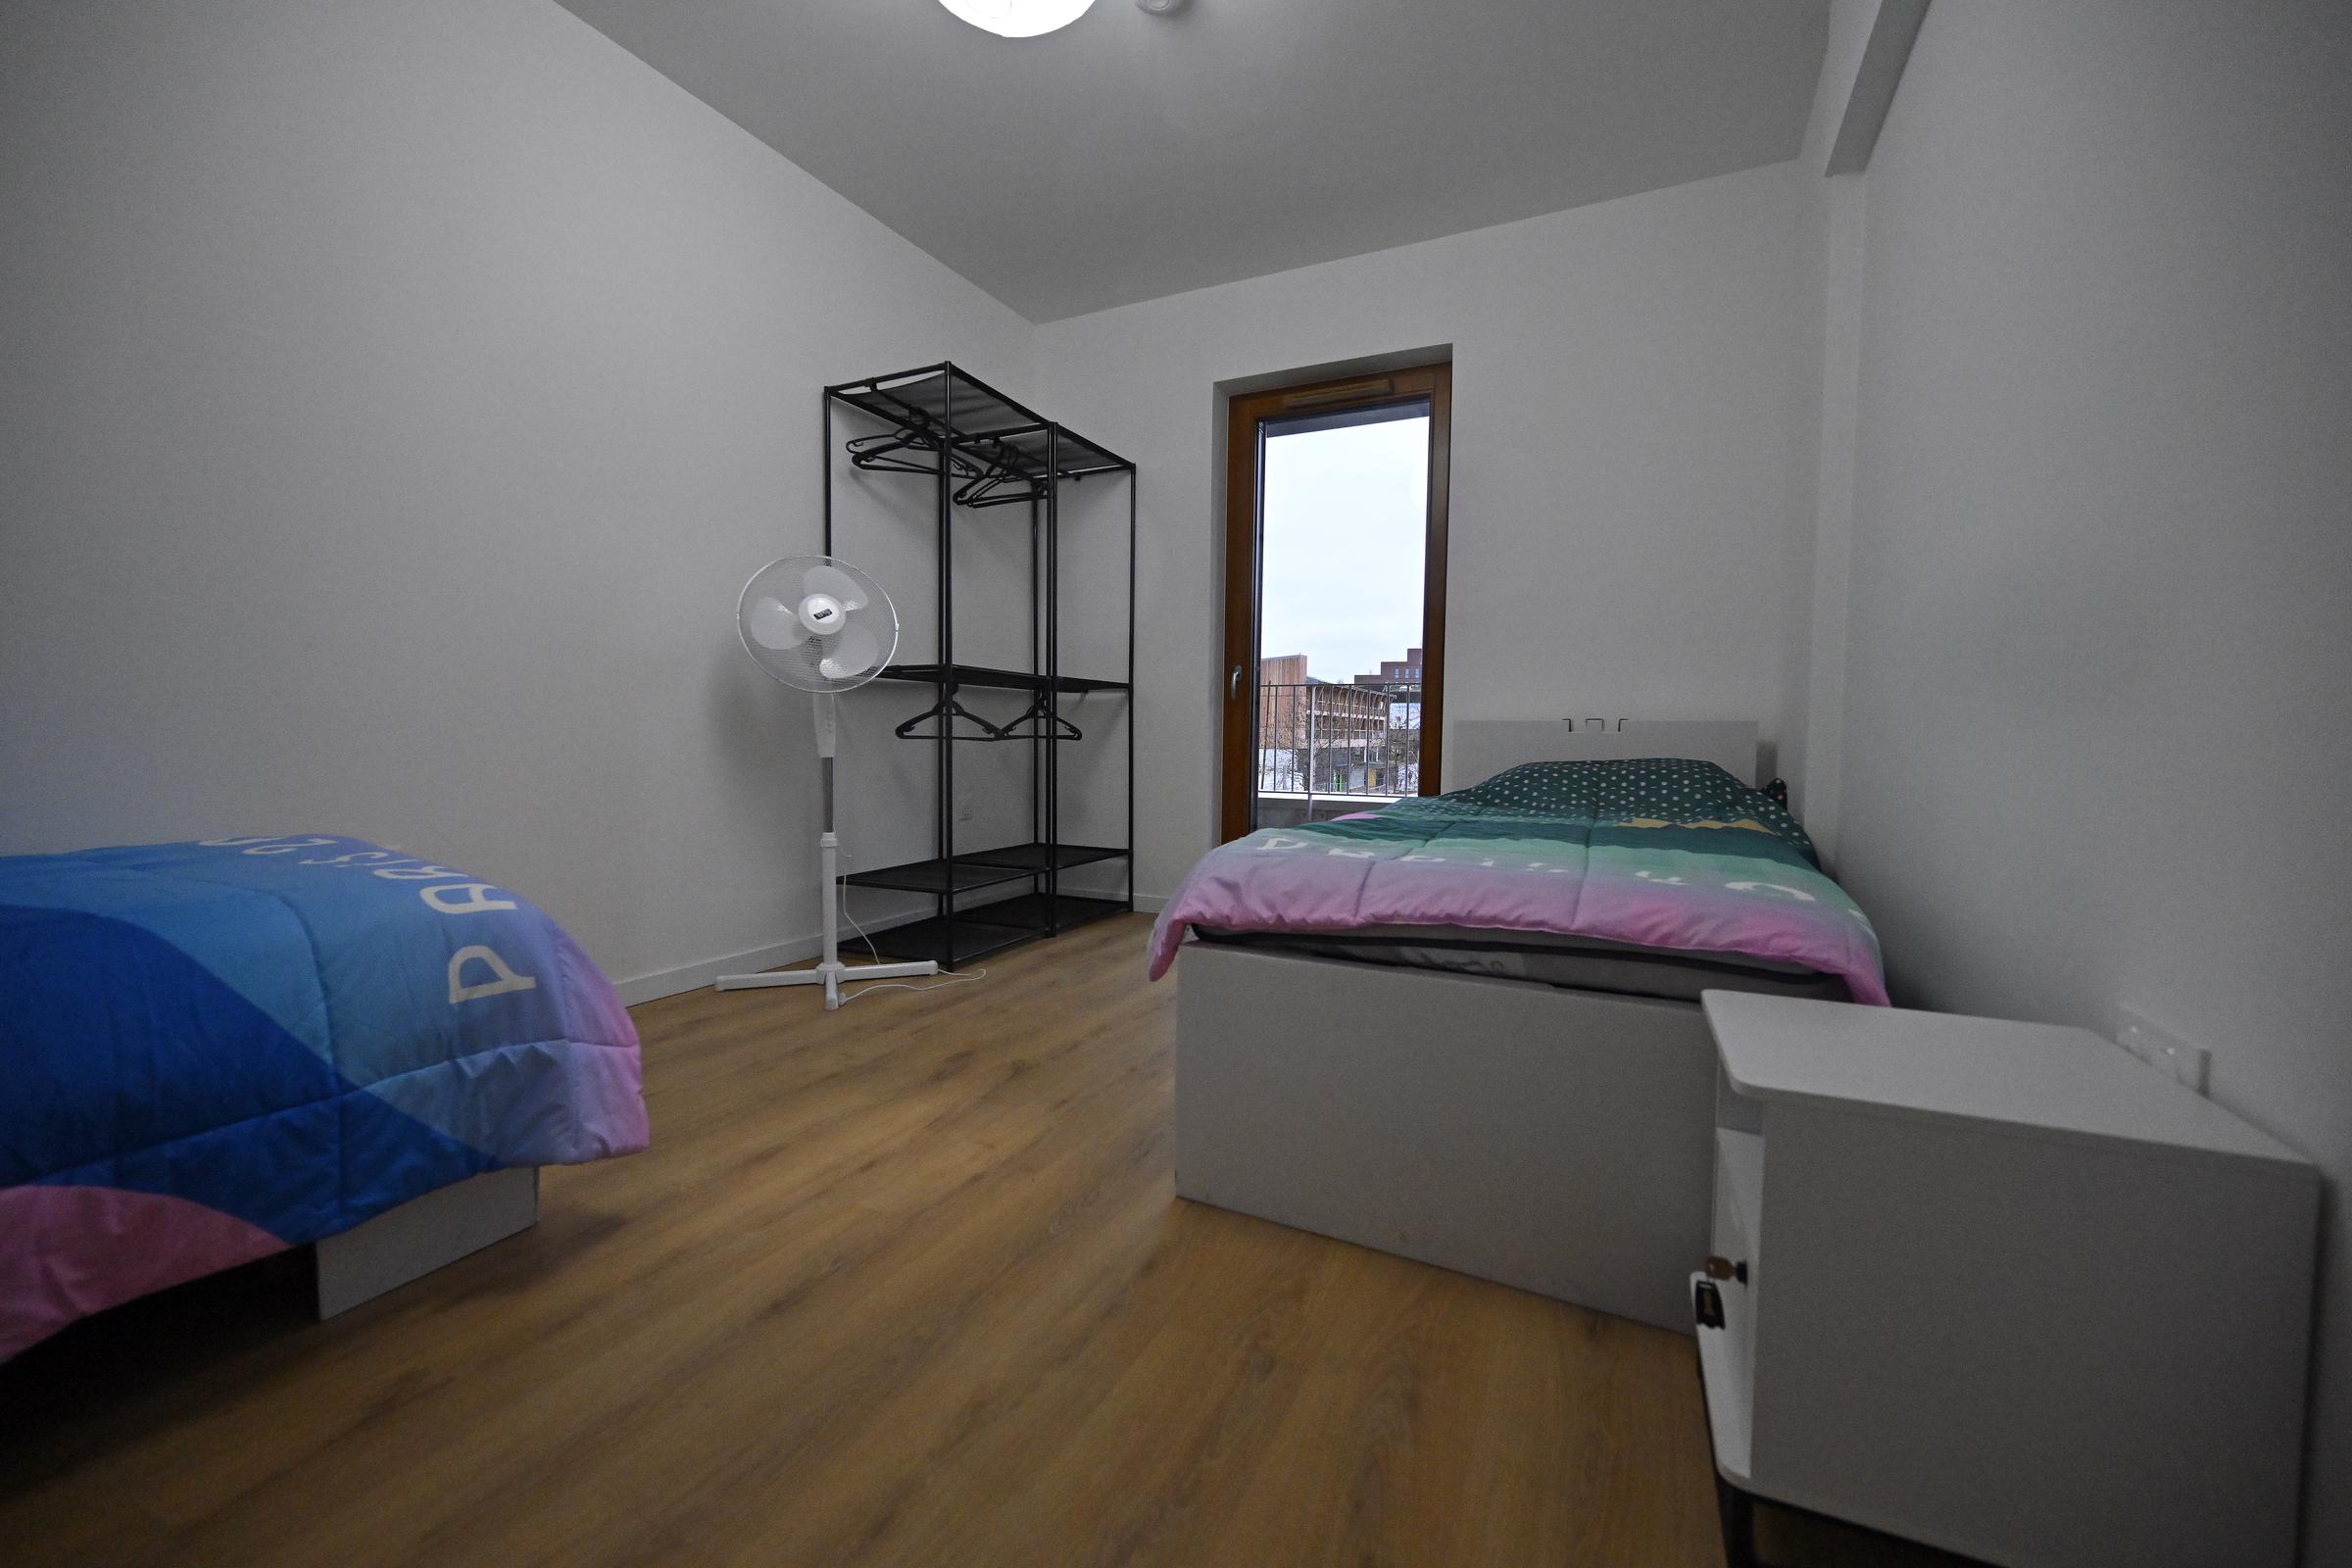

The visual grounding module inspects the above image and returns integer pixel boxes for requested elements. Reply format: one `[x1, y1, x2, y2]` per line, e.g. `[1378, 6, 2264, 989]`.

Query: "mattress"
[1191, 922, 1851, 1004]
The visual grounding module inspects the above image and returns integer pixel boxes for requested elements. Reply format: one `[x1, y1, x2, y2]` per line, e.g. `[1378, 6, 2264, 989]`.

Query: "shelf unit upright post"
[818, 363, 1137, 970]
[937, 371, 956, 961]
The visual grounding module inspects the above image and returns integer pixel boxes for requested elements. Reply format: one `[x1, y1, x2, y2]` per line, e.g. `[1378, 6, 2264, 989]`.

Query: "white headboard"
[1446, 719, 1760, 790]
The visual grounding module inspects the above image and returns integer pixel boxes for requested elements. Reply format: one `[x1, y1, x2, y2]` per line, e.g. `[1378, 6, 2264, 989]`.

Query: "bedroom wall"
[0, 0, 1036, 996]
[1776, 0, 1883, 866]
[1824, 1, 2352, 1557]
[1031, 163, 1815, 902]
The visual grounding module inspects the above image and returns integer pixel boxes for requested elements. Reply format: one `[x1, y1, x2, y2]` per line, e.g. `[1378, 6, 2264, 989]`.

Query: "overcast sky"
[1258, 415, 1428, 683]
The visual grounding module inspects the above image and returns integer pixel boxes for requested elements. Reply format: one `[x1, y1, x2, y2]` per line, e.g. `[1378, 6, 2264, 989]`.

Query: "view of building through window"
[1255, 412, 1429, 823]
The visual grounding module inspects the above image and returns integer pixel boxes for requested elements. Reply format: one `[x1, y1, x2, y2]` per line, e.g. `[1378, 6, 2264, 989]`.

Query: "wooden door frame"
[1219, 361, 1452, 842]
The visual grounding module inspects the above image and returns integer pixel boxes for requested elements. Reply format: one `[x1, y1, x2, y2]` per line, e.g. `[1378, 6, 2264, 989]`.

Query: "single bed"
[1151, 720, 1885, 1332]
[0, 834, 649, 1359]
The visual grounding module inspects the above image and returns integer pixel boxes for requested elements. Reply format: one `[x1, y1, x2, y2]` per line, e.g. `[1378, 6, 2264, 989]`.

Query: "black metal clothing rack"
[822, 363, 1136, 970]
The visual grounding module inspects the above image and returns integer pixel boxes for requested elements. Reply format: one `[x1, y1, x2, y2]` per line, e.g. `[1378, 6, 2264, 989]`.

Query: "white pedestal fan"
[715, 556, 941, 1009]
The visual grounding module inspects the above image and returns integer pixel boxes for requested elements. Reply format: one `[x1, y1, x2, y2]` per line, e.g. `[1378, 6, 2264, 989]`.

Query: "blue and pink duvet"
[0, 835, 648, 1359]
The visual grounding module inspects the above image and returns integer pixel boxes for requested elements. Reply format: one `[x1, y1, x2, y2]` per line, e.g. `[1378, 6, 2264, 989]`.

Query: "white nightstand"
[1693, 991, 2319, 1568]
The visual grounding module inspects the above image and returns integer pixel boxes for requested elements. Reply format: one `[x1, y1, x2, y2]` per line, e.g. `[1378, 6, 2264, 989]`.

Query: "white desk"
[1694, 991, 2318, 1568]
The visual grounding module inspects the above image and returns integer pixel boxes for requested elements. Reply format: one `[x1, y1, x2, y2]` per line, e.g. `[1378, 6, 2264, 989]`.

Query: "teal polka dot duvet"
[1148, 758, 1884, 1004]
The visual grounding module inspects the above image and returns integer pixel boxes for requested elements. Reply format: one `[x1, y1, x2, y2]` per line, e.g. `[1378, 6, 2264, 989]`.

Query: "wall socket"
[2114, 1005, 2212, 1096]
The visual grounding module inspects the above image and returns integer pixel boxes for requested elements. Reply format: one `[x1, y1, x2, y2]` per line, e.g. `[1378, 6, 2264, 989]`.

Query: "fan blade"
[803, 563, 869, 612]
[818, 618, 882, 682]
[746, 595, 811, 649]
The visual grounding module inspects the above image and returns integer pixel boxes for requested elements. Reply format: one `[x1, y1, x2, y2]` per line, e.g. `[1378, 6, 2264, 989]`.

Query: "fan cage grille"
[737, 556, 898, 693]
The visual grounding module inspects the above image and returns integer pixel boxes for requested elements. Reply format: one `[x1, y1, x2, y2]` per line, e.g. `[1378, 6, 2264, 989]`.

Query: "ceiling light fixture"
[1135, 0, 1189, 14]
[936, 0, 1096, 38]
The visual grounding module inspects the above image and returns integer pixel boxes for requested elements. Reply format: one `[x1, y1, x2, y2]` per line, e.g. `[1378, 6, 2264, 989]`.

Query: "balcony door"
[1220, 363, 1451, 841]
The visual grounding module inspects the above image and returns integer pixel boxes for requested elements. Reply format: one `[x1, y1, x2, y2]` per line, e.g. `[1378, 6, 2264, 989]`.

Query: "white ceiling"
[553, 0, 1830, 321]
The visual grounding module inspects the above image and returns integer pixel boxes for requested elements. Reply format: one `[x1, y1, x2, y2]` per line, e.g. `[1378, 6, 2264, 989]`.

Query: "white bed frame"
[313, 1166, 540, 1319]
[1173, 718, 1760, 1334]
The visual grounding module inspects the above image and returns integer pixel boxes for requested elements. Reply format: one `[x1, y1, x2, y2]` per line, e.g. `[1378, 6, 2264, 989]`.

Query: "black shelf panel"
[853, 894, 1131, 968]
[840, 858, 1033, 896]
[839, 843, 1128, 893]
[976, 893, 1131, 934]
[857, 915, 1036, 968]
[877, 662, 1130, 695]
[828, 364, 1131, 480]
[952, 843, 1128, 873]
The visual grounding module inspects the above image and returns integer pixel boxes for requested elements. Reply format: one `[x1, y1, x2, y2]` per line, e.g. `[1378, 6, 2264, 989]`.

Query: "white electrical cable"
[835, 850, 988, 1006]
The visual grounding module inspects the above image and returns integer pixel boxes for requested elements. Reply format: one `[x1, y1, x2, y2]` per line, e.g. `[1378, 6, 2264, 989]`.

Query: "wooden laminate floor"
[0, 913, 1732, 1568]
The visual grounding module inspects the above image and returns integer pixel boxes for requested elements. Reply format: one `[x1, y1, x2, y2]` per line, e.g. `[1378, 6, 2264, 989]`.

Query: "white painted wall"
[1033, 163, 1815, 900]
[1824, 2, 2352, 1558]
[0, 0, 1035, 997]
[1777, 0, 1883, 863]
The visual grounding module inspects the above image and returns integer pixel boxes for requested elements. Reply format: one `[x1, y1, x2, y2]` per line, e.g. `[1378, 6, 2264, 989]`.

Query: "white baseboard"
[612, 908, 923, 1006]
[612, 898, 1162, 1006]
[613, 934, 820, 1005]
[1132, 893, 1170, 915]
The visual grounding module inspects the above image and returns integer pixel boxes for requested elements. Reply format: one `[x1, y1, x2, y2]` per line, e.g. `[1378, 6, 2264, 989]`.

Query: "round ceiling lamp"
[937, 0, 1096, 38]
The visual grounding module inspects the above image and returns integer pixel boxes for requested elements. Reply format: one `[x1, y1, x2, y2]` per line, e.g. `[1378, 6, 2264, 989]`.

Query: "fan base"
[714, 957, 941, 1010]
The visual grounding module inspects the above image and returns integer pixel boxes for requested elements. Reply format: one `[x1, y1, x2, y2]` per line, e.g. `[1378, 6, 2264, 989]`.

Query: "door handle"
[1230, 664, 1245, 702]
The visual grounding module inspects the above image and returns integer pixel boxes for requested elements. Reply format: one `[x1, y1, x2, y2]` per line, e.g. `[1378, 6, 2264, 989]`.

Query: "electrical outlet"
[2114, 1005, 2212, 1096]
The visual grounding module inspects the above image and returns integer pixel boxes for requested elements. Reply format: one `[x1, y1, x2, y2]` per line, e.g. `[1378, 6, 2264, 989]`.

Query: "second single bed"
[1151, 720, 1885, 1331]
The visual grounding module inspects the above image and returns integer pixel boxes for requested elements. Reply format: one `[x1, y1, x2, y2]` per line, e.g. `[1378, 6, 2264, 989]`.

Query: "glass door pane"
[1254, 404, 1430, 829]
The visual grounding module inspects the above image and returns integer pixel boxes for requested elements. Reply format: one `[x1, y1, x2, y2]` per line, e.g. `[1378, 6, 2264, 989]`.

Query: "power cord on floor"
[835, 848, 987, 1007]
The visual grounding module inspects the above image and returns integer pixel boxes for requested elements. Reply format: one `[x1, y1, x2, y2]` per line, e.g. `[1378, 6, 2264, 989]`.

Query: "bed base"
[314, 1166, 540, 1319]
[1174, 943, 1716, 1333]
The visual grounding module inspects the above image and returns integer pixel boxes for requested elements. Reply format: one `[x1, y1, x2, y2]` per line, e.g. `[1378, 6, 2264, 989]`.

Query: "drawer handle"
[1705, 1254, 1749, 1286]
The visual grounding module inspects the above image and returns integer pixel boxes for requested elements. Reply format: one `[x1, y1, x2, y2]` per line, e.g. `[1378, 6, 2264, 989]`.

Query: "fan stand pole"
[715, 694, 942, 1008]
